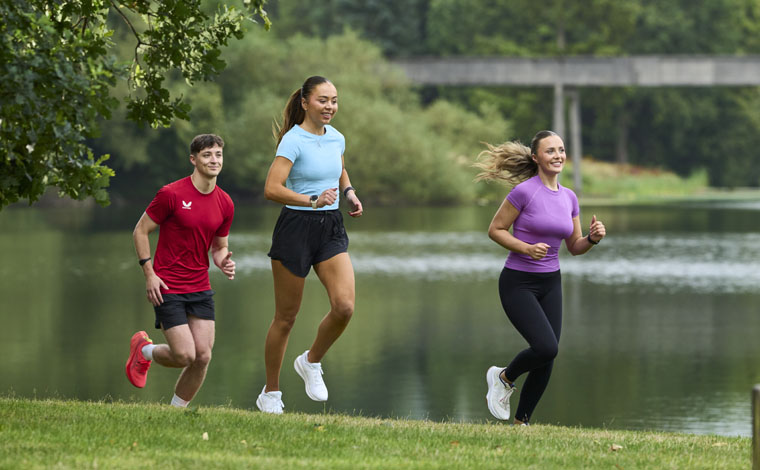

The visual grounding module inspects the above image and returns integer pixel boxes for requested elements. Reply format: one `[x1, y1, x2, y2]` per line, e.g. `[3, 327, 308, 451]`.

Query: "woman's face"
[302, 82, 338, 127]
[533, 135, 566, 176]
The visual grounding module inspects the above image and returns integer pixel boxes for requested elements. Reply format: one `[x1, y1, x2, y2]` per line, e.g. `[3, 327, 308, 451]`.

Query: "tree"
[91, 30, 510, 205]
[0, 0, 269, 209]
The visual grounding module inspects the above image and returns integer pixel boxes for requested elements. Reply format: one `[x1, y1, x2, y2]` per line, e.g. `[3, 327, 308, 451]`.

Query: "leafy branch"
[0, 0, 270, 209]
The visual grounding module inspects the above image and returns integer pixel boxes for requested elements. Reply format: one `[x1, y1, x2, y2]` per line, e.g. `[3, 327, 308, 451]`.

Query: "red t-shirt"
[146, 176, 234, 294]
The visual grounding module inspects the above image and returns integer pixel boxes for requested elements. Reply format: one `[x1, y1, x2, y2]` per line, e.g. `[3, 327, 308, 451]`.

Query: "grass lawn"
[0, 397, 750, 469]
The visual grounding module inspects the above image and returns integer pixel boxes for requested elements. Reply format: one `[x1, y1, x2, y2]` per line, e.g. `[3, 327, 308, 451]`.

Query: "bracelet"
[587, 234, 599, 245]
[343, 186, 355, 197]
[139, 257, 152, 266]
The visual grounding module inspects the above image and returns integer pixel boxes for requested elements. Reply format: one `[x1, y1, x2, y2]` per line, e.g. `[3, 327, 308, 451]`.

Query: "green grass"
[563, 159, 713, 202]
[0, 397, 750, 469]
[476, 159, 760, 206]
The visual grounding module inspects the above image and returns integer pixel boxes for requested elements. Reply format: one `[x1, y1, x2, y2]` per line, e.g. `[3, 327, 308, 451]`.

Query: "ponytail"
[473, 130, 559, 185]
[473, 141, 537, 185]
[273, 76, 331, 147]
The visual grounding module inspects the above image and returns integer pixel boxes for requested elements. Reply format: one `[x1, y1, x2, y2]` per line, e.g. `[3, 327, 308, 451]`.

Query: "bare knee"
[272, 311, 298, 333]
[172, 349, 196, 367]
[193, 349, 212, 368]
[331, 299, 354, 323]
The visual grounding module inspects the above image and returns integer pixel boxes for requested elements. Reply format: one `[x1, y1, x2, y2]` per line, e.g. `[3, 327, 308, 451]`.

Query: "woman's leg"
[309, 252, 355, 363]
[513, 276, 563, 422]
[499, 270, 563, 423]
[264, 259, 305, 391]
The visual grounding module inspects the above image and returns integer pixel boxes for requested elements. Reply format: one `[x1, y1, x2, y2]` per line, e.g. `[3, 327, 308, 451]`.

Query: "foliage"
[95, 30, 510, 205]
[0, 397, 750, 469]
[0, 0, 269, 210]
[417, 0, 760, 188]
[268, 0, 430, 57]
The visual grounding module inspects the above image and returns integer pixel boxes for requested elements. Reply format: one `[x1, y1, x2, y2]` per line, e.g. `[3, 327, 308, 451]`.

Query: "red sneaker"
[125, 331, 153, 388]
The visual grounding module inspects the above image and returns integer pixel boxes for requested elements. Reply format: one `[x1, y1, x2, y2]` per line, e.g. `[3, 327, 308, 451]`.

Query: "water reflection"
[234, 230, 760, 293]
[1, 204, 759, 437]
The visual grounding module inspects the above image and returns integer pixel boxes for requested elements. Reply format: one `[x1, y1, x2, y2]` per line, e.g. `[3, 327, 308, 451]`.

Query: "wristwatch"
[310, 195, 318, 209]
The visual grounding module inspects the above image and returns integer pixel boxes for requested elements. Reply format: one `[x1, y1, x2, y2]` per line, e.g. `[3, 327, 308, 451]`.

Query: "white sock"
[171, 394, 190, 408]
[141, 343, 155, 361]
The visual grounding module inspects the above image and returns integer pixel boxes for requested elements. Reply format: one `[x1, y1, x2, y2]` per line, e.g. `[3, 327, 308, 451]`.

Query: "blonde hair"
[473, 130, 559, 184]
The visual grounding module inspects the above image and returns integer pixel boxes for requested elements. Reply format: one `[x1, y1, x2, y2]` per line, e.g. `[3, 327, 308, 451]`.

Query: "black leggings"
[499, 267, 563, 423]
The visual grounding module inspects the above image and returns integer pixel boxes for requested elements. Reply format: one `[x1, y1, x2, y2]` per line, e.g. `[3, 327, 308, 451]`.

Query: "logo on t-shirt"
[182, 200, 192, 210]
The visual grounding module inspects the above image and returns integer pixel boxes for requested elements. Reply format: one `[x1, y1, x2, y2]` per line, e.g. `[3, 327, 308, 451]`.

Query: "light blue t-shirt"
[276, 124, 345, 211]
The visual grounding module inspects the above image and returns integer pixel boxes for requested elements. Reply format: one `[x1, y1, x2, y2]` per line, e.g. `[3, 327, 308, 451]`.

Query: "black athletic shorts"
[267, 207, 349, 278]
[153, 290, 215, 330]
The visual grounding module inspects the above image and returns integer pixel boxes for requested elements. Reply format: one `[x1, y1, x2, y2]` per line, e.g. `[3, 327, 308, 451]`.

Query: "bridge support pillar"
[568, 88, 582, 195]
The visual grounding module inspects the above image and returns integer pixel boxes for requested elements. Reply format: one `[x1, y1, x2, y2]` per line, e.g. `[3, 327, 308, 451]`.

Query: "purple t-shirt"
[505, 175, 579, 273]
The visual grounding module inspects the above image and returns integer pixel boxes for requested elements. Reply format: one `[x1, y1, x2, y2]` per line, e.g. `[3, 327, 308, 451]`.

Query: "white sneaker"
[256, 386, 284, 414]
[486, 366, 514, 420]
[294, 350, 328, 401]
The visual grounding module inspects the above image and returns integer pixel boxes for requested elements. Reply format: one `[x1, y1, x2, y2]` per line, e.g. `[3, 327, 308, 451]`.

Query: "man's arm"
[133, 212, 167, 305]
[211, 235, 235, 280]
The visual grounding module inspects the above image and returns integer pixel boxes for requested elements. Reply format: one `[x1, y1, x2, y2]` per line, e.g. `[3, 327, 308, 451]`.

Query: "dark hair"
[190, 134, 224, 156]
[474, 130, 560, 184]
[273, 76, 332, 147]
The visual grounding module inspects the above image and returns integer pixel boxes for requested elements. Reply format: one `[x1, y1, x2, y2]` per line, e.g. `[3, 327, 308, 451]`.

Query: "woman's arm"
[264, 156, 336, 208]
[488, 198, 550, 260]
[565, 215, 606, 255]
[339, 156, 362, 217]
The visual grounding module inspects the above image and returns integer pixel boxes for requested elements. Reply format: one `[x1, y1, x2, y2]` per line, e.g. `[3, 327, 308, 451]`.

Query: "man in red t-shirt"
[125, 134, 235, 408]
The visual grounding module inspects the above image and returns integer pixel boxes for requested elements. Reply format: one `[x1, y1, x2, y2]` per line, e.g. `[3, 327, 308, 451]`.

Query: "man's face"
[191, 144, 223, 177]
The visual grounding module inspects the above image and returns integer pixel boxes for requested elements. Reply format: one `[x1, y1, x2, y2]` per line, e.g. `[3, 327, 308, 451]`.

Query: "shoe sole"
[486, 366, 510, 420]
[294, 356, 328, 402]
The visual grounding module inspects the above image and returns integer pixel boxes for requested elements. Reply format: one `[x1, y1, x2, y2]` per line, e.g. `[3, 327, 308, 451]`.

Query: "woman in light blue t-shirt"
[476, 131, 606, 425]
[257, 76, 363, 414]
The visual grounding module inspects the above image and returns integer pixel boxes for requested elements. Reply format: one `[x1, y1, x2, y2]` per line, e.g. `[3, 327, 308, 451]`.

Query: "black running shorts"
[153, 290, 215, 330]
[267, 207, 349, 278]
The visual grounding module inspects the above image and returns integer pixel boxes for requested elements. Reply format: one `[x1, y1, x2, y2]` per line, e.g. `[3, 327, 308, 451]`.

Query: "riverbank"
[0, 397, 749, 469]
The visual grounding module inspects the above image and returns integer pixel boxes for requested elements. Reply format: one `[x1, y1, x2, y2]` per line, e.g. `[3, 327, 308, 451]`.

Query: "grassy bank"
[476, 158, 760, 206]
[0, 397, 750, 469]
[565, 159, 711, 201]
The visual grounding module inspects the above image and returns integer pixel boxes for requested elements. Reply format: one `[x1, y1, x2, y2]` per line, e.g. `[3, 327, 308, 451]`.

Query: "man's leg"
[151, 324, 197, 368]
[172, 316, 215, 403]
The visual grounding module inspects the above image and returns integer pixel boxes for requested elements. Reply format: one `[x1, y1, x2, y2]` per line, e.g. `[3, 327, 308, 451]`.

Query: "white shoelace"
[309, 364, 325, 385]
[498, 384, 513, 407]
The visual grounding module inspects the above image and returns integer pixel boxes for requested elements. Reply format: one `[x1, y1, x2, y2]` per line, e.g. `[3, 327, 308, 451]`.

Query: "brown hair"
[273, 76, 331, 147]
[474, 130, 559, 184]
[190, 134, 224, 156]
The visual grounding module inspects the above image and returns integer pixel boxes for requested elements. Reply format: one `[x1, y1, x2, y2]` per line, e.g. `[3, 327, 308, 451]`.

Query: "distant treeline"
[94, 0, 760, 205]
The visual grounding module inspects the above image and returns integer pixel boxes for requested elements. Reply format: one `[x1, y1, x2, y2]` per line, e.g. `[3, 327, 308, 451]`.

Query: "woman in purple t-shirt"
[476, 130, 606, 425]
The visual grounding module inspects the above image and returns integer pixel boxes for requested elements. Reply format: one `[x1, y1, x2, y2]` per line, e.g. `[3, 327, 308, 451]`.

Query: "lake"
[1, 201, 759, 437]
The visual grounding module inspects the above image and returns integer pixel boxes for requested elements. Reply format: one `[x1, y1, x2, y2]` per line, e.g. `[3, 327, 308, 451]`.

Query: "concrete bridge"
[393, 56, 760, 193]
